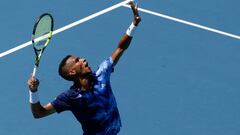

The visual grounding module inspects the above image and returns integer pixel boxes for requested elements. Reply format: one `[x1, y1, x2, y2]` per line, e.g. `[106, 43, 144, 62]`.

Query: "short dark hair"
[58, 55, 73, 81]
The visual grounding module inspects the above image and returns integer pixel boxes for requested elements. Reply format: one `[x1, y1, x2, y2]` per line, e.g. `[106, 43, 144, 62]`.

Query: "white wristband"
[126, 22, 137, 37]
[29, 91, 39, 104]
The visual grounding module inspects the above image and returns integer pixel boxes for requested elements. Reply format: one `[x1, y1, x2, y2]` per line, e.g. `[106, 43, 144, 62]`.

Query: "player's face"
[68, 56, 92, 76]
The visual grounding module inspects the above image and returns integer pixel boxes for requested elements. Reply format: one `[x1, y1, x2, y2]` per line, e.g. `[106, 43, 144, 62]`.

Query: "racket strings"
[32, 14, 53, 50]
[32, 14, 53, 68]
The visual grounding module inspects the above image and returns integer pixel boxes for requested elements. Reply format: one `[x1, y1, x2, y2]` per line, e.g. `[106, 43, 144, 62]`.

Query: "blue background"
[1, 0, 240, 135]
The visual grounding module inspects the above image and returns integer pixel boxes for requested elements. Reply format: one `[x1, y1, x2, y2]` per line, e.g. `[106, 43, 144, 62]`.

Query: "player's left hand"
[129, 1, 141, 26]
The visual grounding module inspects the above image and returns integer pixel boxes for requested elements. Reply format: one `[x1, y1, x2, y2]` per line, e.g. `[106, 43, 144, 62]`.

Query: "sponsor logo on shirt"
[76, 94, 82, 99]
[101, 84, 106, 89]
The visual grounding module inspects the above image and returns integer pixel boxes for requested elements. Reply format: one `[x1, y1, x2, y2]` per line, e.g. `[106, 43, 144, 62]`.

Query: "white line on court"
[1, 1, 239, 58]
[0, 0, 131, 58]
[123, 4, 240, 40]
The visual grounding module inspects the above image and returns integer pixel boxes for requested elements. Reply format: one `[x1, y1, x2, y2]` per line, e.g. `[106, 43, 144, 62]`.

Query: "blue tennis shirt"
[51, 57, 121, 135]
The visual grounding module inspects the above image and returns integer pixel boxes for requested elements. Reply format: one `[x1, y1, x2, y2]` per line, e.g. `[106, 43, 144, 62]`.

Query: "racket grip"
[32, 65, 37, 77]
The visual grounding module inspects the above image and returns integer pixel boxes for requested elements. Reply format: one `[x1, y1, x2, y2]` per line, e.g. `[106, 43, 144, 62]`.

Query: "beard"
[79, 68, 92, 78]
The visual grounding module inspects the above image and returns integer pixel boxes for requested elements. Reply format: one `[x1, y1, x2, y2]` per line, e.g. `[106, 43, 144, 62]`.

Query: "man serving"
[27, 2, 141, 135]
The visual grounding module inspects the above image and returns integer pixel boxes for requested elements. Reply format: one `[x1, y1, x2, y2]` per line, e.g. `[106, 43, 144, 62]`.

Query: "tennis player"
[27, 2, 141, 135]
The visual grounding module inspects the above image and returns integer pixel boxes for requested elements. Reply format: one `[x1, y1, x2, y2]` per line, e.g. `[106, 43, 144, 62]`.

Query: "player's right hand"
[27, 76, 39, 92]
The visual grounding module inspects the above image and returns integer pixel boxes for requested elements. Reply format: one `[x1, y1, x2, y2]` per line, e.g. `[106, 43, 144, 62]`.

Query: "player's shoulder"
[57, 87, 78, 99]
[95, 57, 114, 76]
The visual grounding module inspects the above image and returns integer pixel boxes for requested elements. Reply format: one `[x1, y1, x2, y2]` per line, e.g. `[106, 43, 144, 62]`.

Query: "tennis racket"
[31, 13, 54, 77]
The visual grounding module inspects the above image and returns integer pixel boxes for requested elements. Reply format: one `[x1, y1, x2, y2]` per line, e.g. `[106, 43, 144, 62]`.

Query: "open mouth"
[85, 62, 88, 67]
[82, 59, 88, 67]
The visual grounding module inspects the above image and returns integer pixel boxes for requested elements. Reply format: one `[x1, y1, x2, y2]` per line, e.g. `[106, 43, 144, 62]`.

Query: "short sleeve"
[95, 57, 114, 78]
[51, 92, 71, 113]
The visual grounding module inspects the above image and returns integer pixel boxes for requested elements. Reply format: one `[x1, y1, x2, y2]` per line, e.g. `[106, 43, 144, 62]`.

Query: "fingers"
[129, 1, 139, 16]
[27, 76, 39, 92]
[128, 1, 141, 26]
[129, 1, 141, 26]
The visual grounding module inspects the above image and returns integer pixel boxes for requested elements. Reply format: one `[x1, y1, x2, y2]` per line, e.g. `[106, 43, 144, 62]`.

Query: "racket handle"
[32, 65, 37, 77]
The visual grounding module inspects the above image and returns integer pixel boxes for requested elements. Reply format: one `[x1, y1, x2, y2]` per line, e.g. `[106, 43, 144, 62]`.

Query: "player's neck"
[80, 78, 91, 91]
[75, 75, 93, 91]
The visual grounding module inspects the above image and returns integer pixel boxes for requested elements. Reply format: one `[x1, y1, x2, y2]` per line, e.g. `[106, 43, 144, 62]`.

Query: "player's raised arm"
[27, 77, 56, 118]
[111, 1, 141, 65]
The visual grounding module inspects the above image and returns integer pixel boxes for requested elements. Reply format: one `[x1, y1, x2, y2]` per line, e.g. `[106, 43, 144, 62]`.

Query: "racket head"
[32, 13, 54, 50]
